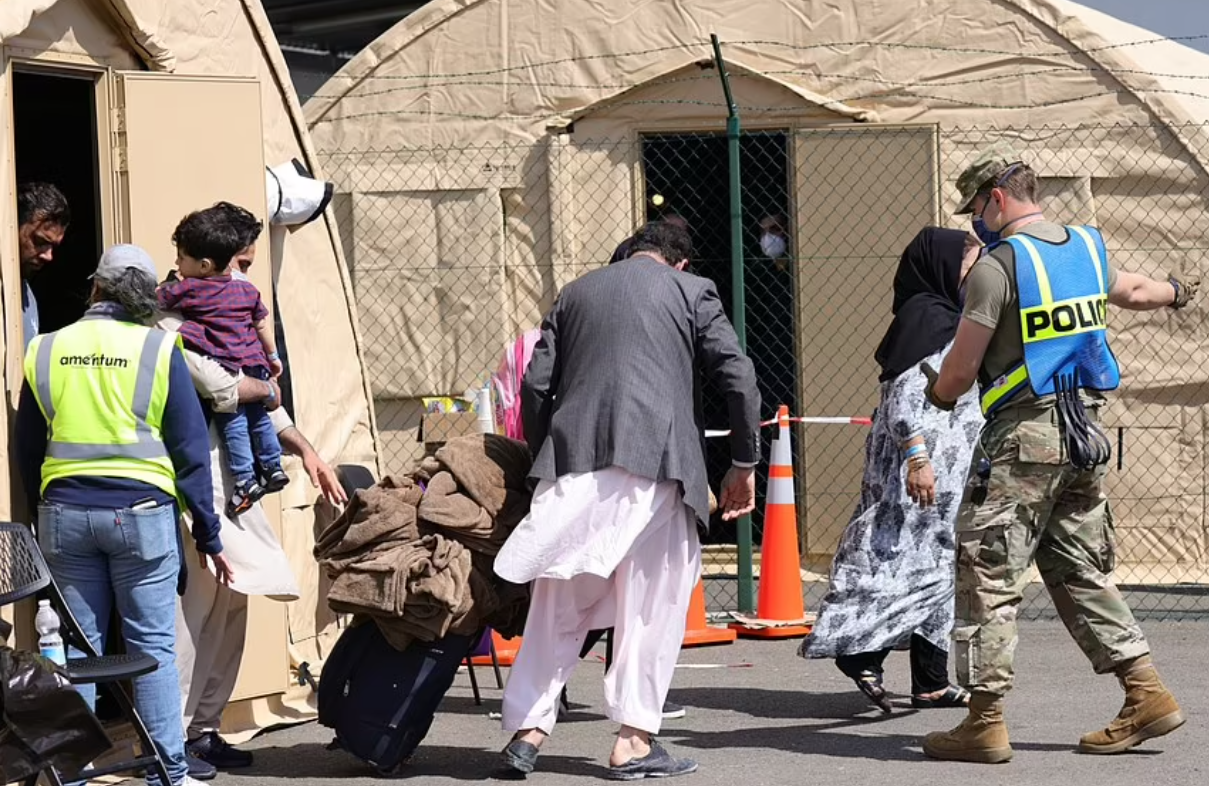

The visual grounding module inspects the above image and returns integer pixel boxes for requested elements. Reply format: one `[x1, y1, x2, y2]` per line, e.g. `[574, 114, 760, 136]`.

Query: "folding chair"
[0, 522, 171, 786]
[463, 628, 505, 706]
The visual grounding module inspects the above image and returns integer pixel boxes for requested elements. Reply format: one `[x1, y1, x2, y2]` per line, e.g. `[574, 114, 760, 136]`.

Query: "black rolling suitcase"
[318, 620, 475, 774]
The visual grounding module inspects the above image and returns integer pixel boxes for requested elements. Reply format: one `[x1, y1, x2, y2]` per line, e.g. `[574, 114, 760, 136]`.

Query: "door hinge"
[111, 106, 128, 173]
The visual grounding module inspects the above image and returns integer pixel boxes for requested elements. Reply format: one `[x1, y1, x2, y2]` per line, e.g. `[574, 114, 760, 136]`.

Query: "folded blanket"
[381, 534, 474, 643]
[317, 441, 534, 651]
[326, 538, 432, 617]
[434, 434, 532, 518]
[417, 471, 503, 554]
[314, 477, 423, 564]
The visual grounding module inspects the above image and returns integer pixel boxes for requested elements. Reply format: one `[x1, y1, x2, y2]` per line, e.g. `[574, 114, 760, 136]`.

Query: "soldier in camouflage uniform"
[919, 144, 1199, 764]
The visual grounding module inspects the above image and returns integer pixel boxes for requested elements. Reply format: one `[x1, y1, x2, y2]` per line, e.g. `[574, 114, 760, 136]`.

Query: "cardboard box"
[420, 411, 481, 446]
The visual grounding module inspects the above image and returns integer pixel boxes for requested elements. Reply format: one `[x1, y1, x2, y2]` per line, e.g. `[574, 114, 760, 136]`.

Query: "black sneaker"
[225, 480, 264, 518]
[186, 749, 217, 781]
[258, 464, 290, 494]
[661, 701, 687, 719]
[187, 732, 254, 769]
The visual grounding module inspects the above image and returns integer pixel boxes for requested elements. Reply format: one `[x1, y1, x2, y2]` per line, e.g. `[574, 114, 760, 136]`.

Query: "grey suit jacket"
[521, 255, 761, 528]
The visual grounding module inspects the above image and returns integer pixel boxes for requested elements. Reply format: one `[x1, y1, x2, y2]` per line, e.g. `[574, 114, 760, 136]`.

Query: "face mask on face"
[971, 215, 999, 246]
[972, 194, 1001, 246]
[760, 232, 788, 259]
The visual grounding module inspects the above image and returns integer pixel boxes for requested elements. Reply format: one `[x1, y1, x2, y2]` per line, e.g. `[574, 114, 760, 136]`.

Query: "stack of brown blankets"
[314, 434, 533, 652]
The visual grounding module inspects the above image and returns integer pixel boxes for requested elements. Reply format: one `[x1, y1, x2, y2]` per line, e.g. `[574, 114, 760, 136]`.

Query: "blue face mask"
[972, 215, 1000, 246]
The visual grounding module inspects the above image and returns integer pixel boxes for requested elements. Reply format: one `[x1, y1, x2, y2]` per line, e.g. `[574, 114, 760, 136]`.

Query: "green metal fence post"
[710, 34, 754, 615]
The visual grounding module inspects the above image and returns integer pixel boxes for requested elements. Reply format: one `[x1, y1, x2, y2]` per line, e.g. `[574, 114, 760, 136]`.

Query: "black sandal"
[853, 670, 893, 714]
[911, 685, 971, 709]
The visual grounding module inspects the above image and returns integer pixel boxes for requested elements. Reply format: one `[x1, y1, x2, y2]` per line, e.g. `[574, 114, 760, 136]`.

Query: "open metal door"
[791, 124, 940, 560]
[111, 72, 268, 292]
[109, 71, 284, 702]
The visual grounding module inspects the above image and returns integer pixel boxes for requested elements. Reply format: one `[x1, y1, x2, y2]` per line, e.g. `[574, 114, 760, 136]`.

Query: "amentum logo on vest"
[59, 353, 131, 369]
[1021, 294, 1108, 343]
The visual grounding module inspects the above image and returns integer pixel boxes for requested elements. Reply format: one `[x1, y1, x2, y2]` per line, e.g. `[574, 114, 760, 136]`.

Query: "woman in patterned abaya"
[799, 227, 984, 713]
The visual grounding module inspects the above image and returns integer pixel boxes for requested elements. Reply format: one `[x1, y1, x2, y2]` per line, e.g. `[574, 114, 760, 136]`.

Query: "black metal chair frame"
[462, 632, 505, 706]
[0, 522, 172, 786]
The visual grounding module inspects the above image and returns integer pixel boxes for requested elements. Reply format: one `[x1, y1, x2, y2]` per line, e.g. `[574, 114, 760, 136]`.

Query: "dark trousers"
[580, 628, 609, 661]
[835, 634, 949, 696]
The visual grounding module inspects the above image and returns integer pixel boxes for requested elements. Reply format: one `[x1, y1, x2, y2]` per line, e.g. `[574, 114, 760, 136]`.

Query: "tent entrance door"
[640, 131, 796, 546]
[12, 67, 106, 332]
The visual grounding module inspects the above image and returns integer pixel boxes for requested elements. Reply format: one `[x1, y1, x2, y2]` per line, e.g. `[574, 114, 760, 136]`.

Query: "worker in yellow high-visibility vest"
[16, 244, 234, 786]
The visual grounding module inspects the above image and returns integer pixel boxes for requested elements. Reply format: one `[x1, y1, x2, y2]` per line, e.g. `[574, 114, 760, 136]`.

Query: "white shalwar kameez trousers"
[495, 467, 701, 736]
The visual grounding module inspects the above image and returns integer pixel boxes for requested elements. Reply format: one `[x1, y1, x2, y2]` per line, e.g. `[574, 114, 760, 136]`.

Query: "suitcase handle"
[368, 655, 438, 765]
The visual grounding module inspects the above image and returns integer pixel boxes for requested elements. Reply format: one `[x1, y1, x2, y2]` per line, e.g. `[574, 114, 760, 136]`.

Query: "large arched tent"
[306, 0, 1209, 586]
[1, 0, 378, 735]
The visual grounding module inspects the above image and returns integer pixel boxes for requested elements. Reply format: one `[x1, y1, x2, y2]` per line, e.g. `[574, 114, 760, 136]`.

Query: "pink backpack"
[491, 328, 541, 441]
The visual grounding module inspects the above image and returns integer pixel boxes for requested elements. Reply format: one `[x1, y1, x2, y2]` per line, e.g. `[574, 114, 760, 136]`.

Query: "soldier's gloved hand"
[921, 362, 957, 411]
[1169, 272, 1199, 310]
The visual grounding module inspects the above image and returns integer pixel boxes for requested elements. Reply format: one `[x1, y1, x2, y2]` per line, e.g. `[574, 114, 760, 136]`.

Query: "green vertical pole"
[711, 34, 754, 615]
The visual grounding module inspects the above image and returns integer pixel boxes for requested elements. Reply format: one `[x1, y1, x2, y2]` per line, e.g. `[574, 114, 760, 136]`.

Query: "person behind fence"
[799, 227, 984, 712]
[494, 220, 760, 780]
[919, 144, 1199, 763]
[157, 204, 289, 518]
[16, 244, 235, 786]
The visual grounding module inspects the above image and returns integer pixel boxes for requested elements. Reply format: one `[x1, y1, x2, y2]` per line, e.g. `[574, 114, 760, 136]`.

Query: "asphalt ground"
[218, 620, 1204, 786]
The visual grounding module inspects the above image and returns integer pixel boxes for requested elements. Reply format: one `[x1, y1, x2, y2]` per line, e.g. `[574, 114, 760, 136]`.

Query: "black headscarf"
[873, 227, 968, 383]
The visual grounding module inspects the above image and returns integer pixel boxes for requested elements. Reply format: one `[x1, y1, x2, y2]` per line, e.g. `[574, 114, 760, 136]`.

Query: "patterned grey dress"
[799, 342, 983, 659]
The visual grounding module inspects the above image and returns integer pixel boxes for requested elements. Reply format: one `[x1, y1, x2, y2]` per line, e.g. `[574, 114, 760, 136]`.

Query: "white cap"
[93, 244, 159, 283]
[265, 158, 333, 227]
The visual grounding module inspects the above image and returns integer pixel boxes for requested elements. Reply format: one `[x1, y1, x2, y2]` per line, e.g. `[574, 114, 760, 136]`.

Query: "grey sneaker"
[661, 701, 687, 720]
[607, 740, 698, 781]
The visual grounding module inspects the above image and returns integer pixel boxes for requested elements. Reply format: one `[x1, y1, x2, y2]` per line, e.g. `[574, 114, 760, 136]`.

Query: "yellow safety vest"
[24, 316, 181, 497]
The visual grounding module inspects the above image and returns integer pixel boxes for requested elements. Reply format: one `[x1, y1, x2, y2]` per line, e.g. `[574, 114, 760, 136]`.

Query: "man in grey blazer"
[494, 221, 761, 780]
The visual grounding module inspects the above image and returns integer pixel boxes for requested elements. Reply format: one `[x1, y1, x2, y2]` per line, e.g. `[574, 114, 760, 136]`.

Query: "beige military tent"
[307, 0, 1209, 586]
[1, 0, 378, 736]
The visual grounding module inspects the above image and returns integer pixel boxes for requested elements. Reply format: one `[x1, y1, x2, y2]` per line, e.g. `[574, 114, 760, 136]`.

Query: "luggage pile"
[314, 433, 533, 773]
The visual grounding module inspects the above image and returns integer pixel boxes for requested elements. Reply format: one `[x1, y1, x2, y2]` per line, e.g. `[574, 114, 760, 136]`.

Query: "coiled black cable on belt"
[1054, 369, 1113, 470]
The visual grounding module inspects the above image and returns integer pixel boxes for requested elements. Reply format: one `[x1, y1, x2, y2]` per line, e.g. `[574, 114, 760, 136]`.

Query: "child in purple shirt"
[159, 204, 289, 517]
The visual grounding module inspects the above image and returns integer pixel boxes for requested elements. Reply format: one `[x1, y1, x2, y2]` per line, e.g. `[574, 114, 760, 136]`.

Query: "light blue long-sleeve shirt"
[21, 279, 38, 350]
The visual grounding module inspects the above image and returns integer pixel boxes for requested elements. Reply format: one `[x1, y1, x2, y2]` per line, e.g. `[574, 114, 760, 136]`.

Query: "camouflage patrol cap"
[954, 142, 1025, 215]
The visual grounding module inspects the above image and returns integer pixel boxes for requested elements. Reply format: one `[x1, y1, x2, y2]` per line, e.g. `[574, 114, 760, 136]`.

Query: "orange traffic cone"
[470, 629, 523, 667]
[682, 579, 737, 648]
[730, 405, 813, 639]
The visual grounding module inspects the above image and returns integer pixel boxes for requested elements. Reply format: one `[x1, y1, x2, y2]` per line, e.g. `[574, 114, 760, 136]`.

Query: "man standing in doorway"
[17, 182, 70, 349]
[920, 144, 1196, 764]
[496, 221, 761, 779]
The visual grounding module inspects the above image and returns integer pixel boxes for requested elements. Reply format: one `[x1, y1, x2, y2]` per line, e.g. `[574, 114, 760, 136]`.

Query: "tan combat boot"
[923, 692, 1013, 764]
[1078, 655, 1185, 754]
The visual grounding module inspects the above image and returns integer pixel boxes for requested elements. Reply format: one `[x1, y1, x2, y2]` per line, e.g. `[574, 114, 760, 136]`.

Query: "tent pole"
[710, 34, 754, 616]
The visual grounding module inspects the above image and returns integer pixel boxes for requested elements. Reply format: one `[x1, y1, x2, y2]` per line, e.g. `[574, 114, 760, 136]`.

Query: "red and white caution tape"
[704, 415, 872, 439]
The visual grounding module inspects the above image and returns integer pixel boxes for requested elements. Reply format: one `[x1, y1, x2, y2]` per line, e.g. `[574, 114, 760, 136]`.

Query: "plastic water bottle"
[35, 599, 66, 666]
[475, 383, 495, 435]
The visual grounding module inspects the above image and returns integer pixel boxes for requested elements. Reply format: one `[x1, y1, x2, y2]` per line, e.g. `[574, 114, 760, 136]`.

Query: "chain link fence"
[320, 120, 1209, 621]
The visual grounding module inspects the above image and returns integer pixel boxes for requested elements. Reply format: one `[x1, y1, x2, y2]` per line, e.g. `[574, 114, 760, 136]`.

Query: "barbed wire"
[304, 63, 1209, 103]
[313, 120, 1209, 156]
[311, 83, 1209, 125]
[310, 34, 1209, 85]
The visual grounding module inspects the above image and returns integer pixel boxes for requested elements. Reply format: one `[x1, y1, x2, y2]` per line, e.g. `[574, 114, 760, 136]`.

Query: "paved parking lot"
[219, 620, 1202, 786]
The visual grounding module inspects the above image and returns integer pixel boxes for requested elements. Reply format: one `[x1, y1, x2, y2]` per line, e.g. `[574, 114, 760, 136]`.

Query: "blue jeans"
[37, 502, 188, 786]
[214, 402, 283, 486]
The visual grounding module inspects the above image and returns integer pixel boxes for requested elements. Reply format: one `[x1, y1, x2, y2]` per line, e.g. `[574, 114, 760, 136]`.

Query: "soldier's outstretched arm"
[923, 318, 995, 409]
[1109, 271, 1197, 311]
